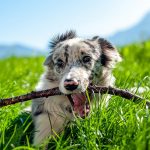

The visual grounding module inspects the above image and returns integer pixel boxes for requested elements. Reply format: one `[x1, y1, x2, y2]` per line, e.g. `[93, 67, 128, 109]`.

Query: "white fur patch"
[62, 38, 82, 46]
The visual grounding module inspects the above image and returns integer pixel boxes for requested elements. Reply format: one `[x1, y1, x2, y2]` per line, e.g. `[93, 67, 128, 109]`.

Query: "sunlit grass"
[0, 41, 150, 149]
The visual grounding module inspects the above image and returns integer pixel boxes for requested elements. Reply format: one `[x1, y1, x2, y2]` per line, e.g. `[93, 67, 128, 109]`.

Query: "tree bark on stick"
[0, 85, 149, 108]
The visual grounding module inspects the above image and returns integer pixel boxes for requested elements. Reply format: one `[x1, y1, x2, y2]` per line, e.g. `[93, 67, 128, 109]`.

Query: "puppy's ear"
[43, 54, 53, 67]
[43, 54, 58, 81]
[92, 36, 122, 68]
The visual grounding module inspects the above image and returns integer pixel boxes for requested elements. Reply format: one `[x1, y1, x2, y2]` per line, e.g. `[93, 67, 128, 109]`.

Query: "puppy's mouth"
[67, 93, 91, 117]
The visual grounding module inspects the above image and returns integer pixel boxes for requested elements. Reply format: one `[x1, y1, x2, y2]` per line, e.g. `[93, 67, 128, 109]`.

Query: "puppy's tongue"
[71, 93, 90, 117]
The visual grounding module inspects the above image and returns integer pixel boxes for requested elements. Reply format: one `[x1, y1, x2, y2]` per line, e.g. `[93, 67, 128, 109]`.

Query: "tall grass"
[0, 41, 150, 149]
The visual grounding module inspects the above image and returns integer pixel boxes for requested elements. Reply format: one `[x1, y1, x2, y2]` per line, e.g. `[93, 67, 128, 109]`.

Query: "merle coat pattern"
[32, 30, 121, 145]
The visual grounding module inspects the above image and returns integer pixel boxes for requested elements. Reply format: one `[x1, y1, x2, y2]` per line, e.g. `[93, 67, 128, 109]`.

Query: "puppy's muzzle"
[64, 79, 79, 91]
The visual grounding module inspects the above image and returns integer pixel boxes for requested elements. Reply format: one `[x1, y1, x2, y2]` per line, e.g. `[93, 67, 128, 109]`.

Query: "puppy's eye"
[56, 59, 64, 67]
[82, 56, 92, 63]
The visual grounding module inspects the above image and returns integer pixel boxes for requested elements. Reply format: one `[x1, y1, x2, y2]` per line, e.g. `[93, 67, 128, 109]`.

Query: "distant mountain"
[0, 44, 47, 58]
[1, 11, 150, 58]
[109, 11, 150, 45]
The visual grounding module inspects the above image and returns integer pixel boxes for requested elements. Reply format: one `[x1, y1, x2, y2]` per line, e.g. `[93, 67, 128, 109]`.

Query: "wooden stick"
[0, 85, 149, 108]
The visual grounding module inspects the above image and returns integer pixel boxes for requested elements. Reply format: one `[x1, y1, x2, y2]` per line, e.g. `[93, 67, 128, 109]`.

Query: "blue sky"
[0, 0, 150, 49]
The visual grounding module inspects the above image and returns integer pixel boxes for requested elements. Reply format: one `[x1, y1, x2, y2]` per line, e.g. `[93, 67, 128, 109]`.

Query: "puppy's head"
[44, 30, 121, 94]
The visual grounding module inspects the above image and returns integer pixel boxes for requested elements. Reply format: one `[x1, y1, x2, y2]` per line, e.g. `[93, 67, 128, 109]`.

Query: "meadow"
[0, 41, 150, 150]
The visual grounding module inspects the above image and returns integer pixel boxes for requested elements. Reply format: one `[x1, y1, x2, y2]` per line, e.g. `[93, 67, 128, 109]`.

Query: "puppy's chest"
[44, 95, 73, 116]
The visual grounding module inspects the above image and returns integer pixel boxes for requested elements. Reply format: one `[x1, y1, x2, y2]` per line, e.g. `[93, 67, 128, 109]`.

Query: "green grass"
[0, 41, 150, 150]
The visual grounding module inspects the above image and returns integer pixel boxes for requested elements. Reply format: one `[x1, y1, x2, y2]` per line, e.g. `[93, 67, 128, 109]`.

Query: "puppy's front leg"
[33, 112, 67, 145]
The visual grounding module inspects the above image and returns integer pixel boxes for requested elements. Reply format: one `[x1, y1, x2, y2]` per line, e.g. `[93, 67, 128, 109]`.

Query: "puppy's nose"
[64, 79, 79, 91]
